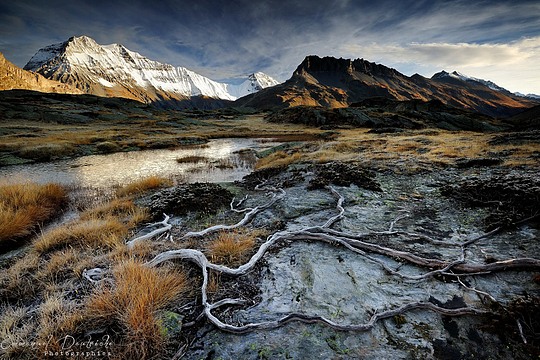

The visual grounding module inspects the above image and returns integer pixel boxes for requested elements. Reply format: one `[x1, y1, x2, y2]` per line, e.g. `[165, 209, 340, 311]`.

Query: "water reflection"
[0, 138, 275, 189]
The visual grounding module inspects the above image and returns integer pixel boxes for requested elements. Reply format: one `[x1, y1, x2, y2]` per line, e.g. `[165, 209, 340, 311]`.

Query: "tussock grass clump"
[18, 143, 76, 162]
[34, 218, 128, 253]
[35, 294, 82, 352]
[81, 198, 149, 226]
[34, 195, 149, 253]
[43, 248, 82, 280]
[0, 182, 67, 245]
[207, 229, 262, 266]
[255, 151, 303, 170]
[86, 260, 188, 359]
[0, 252, 41, 300]
[0, 305, 33, 358]
[176, 155, 208, 163]
[116, 176, 172, 197]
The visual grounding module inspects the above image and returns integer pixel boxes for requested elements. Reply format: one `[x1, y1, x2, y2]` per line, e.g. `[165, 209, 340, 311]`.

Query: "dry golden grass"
[300, 129, 540, 167]
[207, 270, 221, 294]
[80, 198, 149, 227]
[116, 176, 172, 197]
[207, 229, 261, 266]
[43, 248, 82, 280]
[255, 151, 303, 170]
[35, 294, 82, 353]
[108, 240, 156, 263]
[0, 252, 41, 300]
[34, 196, 150, 254]
[0, 305, 33, 358]
[86, 260, 188, 359]
[176, 155, 209, 163]
[34, 217, 128, 253]
[0, 182, 67, 244]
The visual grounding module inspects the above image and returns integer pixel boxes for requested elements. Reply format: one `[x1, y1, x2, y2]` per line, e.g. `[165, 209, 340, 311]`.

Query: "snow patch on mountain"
[432, 70, 508, 92]
[226, 72, 280, 98]
[24, 36, 279, 102]
[514, 92, 540, 99]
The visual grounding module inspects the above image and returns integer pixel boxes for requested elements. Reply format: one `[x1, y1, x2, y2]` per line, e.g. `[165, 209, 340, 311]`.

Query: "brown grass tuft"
[0, 252, 41, 300]
[34, 217, 128, 253]
[116, 176, 172, 197]
[0, 183, 67, 245]
[80, 198, 149, 227]
[34, 196, 149, 254]
[207, 229, 260, 266]
[255, 151, 303, 170]
[35, 294, 83, 353]
[0, 305, 33, 358]
[86, 260, 187, 359]
[43, 248, 82, 280]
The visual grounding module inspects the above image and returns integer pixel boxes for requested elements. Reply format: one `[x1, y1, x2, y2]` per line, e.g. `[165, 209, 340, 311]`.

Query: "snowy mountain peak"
[249, 72, 280, 89]
[432, 70, 508, 92]
[226, 72, 280, 98]
[23, 35, 277, 104]
[514, 92, 540, 99]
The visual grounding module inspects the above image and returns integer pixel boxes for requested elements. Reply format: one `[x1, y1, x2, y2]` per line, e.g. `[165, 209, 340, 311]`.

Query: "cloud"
[1, 0, 539, 93]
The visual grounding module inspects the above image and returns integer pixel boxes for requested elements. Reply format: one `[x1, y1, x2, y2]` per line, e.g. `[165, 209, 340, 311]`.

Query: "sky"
[1, 0, 539, 94]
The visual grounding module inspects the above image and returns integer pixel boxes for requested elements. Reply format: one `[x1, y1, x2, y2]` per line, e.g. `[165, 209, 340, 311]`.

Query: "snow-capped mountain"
[24, 36, 278, 104]
[227, 72, 280, 99]
[236, 55, 538, 117]
[431, 70, 508, 92]
[514, 92, 540, 99]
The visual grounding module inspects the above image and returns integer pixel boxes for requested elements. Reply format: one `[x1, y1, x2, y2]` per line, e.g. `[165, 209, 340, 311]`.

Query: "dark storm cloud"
[0, 0, 539, 92]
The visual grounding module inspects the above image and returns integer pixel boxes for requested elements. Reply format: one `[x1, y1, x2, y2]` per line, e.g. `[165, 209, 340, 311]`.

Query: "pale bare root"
[143, 185, 535, 335]
[145, 229, 488, 335]
[181, 187, 285, 239]
[126, 214, 172, 249]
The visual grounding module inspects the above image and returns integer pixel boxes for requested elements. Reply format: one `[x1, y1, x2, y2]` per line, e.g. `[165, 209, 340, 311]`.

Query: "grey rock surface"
[183, 166, 539, 359]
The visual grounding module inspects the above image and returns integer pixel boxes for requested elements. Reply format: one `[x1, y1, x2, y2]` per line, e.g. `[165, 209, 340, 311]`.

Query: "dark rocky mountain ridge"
[236, 55, 538, 118]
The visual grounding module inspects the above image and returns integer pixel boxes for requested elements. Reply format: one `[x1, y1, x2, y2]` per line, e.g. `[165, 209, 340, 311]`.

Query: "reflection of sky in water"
[0, 138, 276, 188]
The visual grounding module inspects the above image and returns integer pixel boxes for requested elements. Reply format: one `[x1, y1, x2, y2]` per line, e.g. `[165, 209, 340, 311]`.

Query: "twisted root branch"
[144, 185, 529, 335]
[126, 214, 172, 249]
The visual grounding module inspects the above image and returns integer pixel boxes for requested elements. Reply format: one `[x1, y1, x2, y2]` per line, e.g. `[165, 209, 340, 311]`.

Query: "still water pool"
[0, 138, 277, 188]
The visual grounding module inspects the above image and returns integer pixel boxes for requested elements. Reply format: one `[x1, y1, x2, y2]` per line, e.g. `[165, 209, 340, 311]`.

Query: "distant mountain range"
[22, 36, 279, 106]
[2, 37, 539, 116]
[235, 55, 538, 117]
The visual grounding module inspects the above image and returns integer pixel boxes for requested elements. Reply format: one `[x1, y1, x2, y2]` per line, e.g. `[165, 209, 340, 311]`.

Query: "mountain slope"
[507, 104, 540, 129]
[235, 55, 537, 117]
[24, 36, 278, 105]
[0, 52, 81, 94]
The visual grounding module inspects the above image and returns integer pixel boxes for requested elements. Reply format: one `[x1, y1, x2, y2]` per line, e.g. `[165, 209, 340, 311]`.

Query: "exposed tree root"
[142, 185, 539, 338]
[126, 214, 172, 249]
[82, 182, 539, 342]
[181, 186, 285, 239]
